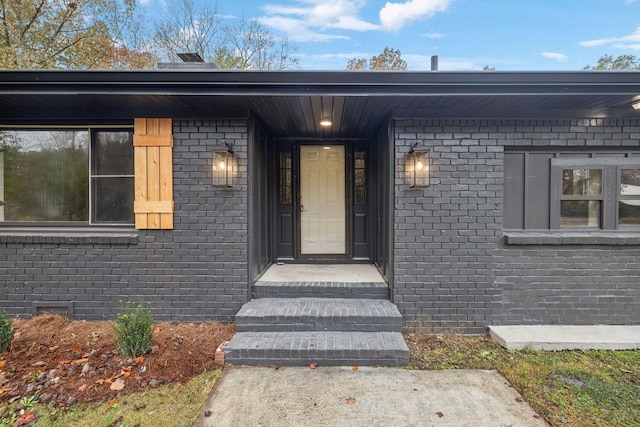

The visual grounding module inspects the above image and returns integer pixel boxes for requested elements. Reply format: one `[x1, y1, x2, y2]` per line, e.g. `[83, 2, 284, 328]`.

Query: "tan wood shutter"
[133, 118, 174, 229]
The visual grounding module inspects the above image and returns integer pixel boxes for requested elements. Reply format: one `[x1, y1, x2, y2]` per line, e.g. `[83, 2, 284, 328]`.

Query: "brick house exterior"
[1, 71, 639, 333]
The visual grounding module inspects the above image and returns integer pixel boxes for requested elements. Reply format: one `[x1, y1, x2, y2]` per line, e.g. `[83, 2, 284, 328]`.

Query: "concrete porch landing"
[258, 263, 385, 283]
[489, 325, 640, 351]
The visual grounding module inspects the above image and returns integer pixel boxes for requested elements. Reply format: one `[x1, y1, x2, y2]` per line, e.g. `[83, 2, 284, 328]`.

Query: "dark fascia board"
[393, 107, 636, 119]
[2, 70, 640, 97]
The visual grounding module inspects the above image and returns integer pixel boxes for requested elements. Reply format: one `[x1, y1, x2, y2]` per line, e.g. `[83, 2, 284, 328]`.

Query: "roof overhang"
[2, 70, 640, 138]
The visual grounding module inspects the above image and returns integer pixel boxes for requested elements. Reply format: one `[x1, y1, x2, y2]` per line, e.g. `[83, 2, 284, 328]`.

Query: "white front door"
[300, 145, 346, 254]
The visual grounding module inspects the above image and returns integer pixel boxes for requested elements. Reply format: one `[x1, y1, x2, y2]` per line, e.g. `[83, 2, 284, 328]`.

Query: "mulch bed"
[0, 314, 235, 408]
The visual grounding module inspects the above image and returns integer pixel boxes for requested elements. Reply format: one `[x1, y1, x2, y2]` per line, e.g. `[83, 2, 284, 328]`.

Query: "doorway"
[272, 141, 375, 261]
[300, 145, 346, 255]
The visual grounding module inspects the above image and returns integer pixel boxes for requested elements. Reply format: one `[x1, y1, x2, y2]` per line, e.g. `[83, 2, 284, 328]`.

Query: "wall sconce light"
[632, 101, 640, 111]
[406, 143, 431, 188]
[212, 142, 236, 187]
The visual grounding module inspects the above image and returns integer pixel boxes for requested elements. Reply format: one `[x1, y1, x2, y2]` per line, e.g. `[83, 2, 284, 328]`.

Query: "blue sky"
[140, 0, 640, 70]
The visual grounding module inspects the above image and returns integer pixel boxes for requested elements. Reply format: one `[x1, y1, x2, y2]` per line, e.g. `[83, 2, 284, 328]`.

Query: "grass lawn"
[1, 335, 638, 426]
[406, 334, 640, 426]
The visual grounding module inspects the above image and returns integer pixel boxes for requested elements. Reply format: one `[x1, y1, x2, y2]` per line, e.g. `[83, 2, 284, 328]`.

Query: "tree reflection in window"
[279, 151, 292, 204]
[619, 168, 640, 226]
[1, 130, 89, 222]
[355, 151, 366, 204]
[560, 169, 602, 228]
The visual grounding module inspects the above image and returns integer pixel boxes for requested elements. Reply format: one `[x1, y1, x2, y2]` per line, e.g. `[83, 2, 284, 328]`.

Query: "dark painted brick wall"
[394, 118, 640, 333]
[0, 119, 249, 321]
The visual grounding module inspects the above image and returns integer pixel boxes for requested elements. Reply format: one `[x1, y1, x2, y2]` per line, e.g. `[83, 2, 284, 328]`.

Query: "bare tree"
[215, 17, 298, 70]
[152, 0, 298, 70]
[152, 0, 220, 62]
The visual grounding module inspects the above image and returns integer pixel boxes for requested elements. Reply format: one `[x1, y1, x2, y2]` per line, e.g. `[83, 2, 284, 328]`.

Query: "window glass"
[94, 131, 134, 175]
[1, 130, 89, 222]
[355, 151, 366, 204]
[561, 200, 600, 227]
[562, 169, 601, 195]
[279, 151, 292, 204]
[91, 130, 134, 224]
[619, 168, 640, 226]
[92, 177, 134, 223]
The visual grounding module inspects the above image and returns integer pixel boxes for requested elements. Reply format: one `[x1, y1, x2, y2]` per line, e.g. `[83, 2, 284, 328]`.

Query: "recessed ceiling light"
[319, 117, 332, 127]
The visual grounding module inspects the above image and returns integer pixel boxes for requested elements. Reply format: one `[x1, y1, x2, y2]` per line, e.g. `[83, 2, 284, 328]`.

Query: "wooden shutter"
[133, 118, 174, 229]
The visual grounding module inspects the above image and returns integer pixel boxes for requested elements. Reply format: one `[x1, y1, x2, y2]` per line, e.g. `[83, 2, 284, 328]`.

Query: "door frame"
[271, 138, 373, 262]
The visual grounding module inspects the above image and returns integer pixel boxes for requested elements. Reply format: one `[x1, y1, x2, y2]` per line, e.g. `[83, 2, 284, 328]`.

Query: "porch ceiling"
[1, 70, 640, 138]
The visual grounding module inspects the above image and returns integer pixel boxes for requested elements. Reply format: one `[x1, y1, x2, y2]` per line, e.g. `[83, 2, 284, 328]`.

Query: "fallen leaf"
[0, 360, 6, 368]
[0, 386, 11, 396]
[153, 326, 161, 335]
[515, 397, 523, 403]
[346, 397, 356, 405]
[436, 411, 445, 418]
[78, 383, 87, 392]
[352, 366, 358, 371]
[110, 378, 125, 391]
[12, 412, 36, 427]
[120, 367, 131, 379]
[309, 362, 317, 369]
[72, 358, 89, 364]
[134, 356, 144, 364]
[621, 368, 633, 374]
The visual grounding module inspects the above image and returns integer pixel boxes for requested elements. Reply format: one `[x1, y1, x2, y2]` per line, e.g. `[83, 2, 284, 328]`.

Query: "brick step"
[252, 281, 389, 299]
[224, 331, 410, 367]
[235, 298, 403, 332]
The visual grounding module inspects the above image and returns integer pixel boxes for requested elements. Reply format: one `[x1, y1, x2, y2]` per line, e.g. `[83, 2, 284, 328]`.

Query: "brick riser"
[225, 331, 408, 367]
[225, 281, 410, 367]
[252, 282, 389, 299]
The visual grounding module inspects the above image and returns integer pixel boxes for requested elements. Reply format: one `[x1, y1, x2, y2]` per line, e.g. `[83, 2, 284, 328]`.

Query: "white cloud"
[579, 25, 640, 49]
[259, 0, 378, 42]
[421, 31, 444, 39]
[541, 52, 568, 62]
[379, 0, 453, 31]
[626, 0, 637, 4]
[258, 16, 350, 42]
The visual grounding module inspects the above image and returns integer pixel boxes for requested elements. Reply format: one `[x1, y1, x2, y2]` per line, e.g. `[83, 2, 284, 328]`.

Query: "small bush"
[0, 312, 16, 352]
[112, 301, 153, 358]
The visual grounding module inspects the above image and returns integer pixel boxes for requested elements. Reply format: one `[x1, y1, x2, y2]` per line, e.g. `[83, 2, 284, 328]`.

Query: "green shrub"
[0, 311, 16, 352]
[112, 301, 153, 358]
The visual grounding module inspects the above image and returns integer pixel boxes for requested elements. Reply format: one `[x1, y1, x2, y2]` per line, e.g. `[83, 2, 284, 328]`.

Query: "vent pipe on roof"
[431, 55, 438, 71]
[177, 52, 204, 63]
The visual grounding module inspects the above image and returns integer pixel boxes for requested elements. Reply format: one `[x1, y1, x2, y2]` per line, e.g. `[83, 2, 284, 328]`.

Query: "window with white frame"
[0, 128, 134, 225]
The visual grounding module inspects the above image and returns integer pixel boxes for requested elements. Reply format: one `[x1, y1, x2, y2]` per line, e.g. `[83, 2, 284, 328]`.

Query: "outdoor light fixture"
[406, 143, 431, 188]
[632, 101, 640, 111]
[319, 116, 333, 127]
[212, 142, 236, 187]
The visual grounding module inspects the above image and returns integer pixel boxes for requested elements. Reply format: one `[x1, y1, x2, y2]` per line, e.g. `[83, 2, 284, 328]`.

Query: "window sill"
[0, 227, 138, 245]
[503, 231, 640, 245]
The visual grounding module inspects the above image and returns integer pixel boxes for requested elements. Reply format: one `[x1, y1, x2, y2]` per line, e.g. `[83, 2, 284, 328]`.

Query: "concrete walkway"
[194, 367, 547, 427]
[489, 325, 640, 350]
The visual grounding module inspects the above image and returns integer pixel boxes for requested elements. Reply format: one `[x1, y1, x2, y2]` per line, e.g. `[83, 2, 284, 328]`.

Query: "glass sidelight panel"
[355, 151, 366, 204]
[279, 151, 292, 204]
